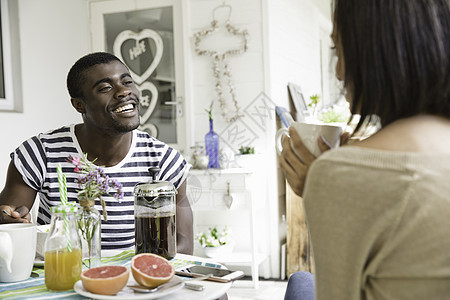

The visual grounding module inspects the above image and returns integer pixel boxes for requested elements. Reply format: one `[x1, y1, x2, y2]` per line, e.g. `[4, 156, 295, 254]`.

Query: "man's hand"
[0, 161, 37, 224]
[0, 205, 31, 223]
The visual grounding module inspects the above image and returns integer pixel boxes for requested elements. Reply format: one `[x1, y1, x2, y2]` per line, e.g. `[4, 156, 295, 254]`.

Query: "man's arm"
[0, 160, 37, 223]
[175, 180, 193, 255]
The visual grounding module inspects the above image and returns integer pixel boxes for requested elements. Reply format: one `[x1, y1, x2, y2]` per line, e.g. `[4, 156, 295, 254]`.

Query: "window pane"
[0, 6, 5, 99]
[103, 7, 177, 143]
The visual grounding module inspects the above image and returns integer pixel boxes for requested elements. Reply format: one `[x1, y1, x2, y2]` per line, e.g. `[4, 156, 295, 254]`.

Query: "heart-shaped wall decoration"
[137, 81, 158, 125]
[113, 29, 163, 85]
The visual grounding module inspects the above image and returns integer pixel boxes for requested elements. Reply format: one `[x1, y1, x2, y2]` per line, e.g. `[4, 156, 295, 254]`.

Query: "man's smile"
[113, 103, 136, 114]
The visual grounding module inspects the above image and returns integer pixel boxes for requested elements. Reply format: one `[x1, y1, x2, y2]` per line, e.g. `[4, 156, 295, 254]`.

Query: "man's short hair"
[66, 52, 123, 99]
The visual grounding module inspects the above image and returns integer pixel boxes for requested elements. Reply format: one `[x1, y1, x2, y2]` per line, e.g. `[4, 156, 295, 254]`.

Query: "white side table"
[187, 168, 266, 288]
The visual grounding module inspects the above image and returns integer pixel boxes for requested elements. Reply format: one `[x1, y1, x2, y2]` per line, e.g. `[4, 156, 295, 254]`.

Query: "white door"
[90, 0, 187, 152]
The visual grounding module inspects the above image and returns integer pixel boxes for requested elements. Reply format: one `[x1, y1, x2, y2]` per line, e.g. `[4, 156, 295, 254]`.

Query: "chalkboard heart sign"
[137, 81, 158, 125]
[113, 29, 163, 85]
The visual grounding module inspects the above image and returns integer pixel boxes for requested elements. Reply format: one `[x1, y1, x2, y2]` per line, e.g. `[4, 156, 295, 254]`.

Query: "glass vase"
[44, 205, 82, 291]
[77, 198, 101, 269]
[205, 118, 220, 168]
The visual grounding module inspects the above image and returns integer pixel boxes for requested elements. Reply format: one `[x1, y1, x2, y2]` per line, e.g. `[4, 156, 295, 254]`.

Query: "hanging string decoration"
[193, 4, 249, 123]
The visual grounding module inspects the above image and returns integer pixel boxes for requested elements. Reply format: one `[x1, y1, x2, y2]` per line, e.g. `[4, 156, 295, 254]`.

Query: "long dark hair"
[333, 0, 450, 131]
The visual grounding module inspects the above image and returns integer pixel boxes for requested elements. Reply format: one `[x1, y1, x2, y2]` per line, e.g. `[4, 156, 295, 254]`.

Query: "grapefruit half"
[80, 265, 129, 295]
[131, 253, 175, 288]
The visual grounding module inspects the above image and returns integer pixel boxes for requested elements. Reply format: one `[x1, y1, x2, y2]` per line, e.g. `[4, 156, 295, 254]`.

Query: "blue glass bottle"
[205, 118, 220, 168]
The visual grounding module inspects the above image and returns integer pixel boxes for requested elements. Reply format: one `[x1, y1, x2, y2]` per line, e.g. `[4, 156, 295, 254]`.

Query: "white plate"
[74, 275, 184, 300]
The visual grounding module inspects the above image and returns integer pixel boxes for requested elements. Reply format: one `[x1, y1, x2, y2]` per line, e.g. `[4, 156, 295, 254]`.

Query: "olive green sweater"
[304, 146, 450, 300]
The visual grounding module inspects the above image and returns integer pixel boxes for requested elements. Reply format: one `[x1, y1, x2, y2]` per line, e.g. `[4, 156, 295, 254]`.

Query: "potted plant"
[319, 105, 350, 124]
[196, 226, 234, 258]
[234, 145, 258, 169]
[307, 93, 351, 129]
[238, 146, 255, 155]
[308, 93, 320, 119]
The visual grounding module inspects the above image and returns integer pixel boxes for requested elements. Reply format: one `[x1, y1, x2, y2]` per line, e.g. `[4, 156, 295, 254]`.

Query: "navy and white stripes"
[11, 124, 190, 250]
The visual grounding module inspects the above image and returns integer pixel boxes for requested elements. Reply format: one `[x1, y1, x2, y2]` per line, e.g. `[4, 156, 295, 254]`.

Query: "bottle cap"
[51, 204, 78, 214]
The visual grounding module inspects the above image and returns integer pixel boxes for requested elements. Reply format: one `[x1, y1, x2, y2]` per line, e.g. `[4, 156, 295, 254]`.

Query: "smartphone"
[176, 265, 245, 283]
[275, 106, 295, 128]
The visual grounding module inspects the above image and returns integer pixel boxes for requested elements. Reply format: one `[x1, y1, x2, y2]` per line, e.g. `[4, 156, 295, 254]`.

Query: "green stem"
[78, 209, 97, 268]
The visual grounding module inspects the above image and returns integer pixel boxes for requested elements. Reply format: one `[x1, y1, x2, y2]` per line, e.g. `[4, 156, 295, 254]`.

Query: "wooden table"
[286, 182, 314, 276]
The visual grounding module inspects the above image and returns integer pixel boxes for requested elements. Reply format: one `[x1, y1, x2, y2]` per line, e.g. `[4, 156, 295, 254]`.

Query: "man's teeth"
[114, 104, 134, 113]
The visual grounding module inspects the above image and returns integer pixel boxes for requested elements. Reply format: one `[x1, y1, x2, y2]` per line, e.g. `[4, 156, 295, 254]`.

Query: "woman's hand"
[318, 130, 351, 152]
[279, 127, 350, 197]
[279, 127, 316, 197]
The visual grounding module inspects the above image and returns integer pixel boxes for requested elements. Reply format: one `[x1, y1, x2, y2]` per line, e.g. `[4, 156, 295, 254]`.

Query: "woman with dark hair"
[281, 0, 450, 299]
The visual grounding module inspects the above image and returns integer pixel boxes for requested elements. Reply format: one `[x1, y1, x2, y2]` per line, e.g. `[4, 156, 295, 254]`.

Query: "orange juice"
[45, 248, 82, 291]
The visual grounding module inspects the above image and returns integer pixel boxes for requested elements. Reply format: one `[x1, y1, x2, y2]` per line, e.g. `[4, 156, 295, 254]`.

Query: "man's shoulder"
[34, 125, 73, 145]
[134, 129, 169, 149]
[17, 125, 72, 148]
[38, 125, 71, 138]
[135, 129, 153, 140]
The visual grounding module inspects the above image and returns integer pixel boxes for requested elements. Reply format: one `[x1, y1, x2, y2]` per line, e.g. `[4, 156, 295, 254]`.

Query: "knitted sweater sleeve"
[303, 151, 411, 300]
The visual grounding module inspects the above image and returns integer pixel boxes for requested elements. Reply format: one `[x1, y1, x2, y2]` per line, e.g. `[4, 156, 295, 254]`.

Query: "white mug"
[276, 122, 343, 157]
[0, 223, 37, 282]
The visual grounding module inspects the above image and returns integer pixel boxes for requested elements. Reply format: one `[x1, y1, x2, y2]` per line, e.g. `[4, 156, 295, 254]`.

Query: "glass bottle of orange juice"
[44, 205, 82, 291]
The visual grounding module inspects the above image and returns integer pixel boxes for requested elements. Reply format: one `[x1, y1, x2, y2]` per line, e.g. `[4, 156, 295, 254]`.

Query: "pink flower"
[68, 155, 81, 166]
[67, 155, 82, 172]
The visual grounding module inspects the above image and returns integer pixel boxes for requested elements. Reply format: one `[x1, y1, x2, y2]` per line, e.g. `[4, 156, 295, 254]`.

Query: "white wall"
[0, 0, 90, 186]
[187, 0, 332, 278]
[187, 0, 274, 277]
[264, 0, 332, 278]
[188, 0, 266, 152]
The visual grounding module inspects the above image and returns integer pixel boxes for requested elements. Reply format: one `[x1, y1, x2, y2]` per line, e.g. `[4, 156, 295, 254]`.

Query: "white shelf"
[189, 168, 252, 175]
[189, 170, 264, 288]
[213, 252, 267, 265]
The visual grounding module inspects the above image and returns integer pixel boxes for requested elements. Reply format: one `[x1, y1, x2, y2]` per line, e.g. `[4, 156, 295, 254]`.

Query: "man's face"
[79, 61, 140, 134]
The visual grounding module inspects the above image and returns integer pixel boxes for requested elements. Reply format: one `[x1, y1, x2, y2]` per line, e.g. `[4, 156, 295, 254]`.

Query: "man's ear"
[71, 97, 86, 114]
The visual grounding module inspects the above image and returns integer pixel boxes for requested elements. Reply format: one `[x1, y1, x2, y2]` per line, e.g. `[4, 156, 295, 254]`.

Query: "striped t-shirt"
[11, 124, 191, 250]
